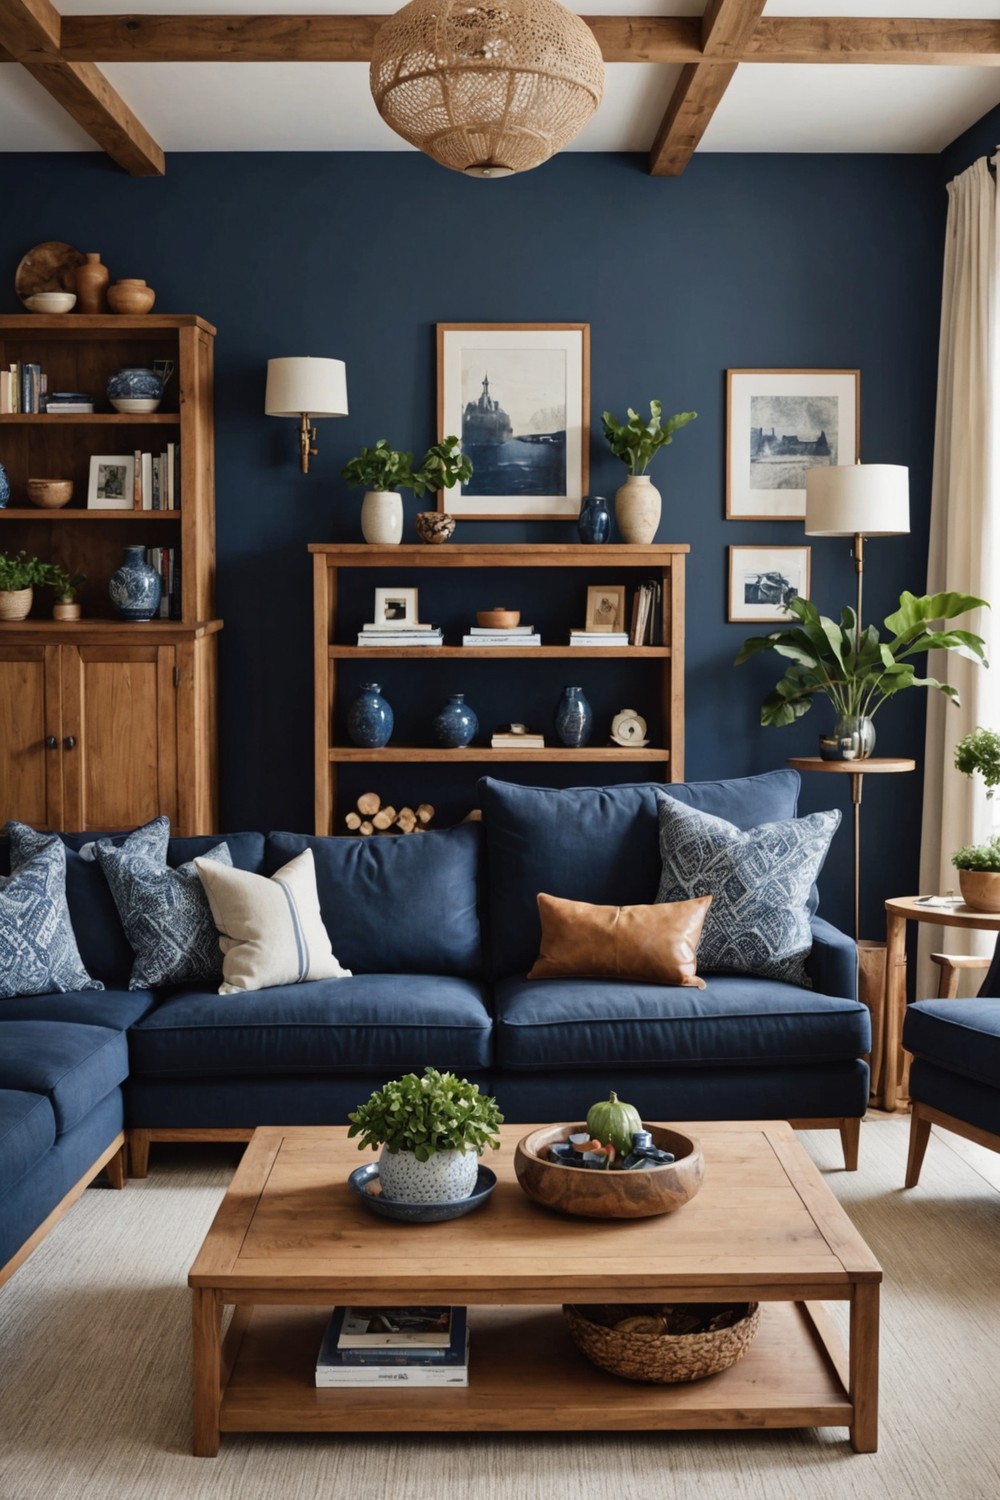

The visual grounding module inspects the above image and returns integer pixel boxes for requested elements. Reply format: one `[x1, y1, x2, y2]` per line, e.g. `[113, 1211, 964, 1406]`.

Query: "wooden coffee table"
[188, 1122, 881, 1457]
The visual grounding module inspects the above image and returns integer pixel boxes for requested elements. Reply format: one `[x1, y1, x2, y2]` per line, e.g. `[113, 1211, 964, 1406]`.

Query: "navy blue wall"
[0, 148, 948, 936]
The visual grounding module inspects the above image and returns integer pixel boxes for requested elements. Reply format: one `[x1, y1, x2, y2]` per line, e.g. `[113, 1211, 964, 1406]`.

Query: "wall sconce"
[264, 357, 348, 474]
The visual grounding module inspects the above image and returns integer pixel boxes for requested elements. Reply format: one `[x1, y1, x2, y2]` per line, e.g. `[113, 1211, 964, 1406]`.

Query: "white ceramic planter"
[361, 490, 404, 545]
[614, 474, 661, 545]
[378, 1145, 479, 1203]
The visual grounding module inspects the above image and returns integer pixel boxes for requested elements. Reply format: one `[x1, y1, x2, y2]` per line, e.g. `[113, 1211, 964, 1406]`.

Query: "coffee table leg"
[883, 910, 907, 1112]
[849, 1282, 879, 1453]
[192, 1288, 222, 1457]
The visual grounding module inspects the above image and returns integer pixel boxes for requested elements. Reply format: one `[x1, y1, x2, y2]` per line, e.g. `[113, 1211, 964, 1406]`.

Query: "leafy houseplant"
[951, 728, 1000, 911]
[342, 436, 473, 545]
[952, 837, 1000, 872]
[600, 401, 697, 545]
[954, 727, 1000, 799]
[48, 564, 86, 621]
[0, 550, 63, 621]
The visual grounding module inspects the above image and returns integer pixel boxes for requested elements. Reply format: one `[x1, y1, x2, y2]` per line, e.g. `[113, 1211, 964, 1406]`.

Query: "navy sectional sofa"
[0, 770, 870, 1285]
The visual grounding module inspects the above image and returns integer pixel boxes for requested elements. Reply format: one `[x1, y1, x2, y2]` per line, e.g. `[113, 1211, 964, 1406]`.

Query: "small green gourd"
[585, 1091, 643, 1160]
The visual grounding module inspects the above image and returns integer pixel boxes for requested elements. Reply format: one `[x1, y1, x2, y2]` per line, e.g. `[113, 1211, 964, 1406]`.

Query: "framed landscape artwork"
[726, 369, 860, 520]
[728, 545, 811, 623]
[437, 323, 590, 519]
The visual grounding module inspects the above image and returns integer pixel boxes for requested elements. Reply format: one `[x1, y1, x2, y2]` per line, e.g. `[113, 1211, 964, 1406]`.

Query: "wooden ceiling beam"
[56, 13, 387, 64]
[747, 18, 1000, 66]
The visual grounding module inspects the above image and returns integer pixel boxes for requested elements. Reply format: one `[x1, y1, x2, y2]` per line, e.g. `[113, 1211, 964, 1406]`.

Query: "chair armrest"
[930, 951, 993, 999]
[806, 916, 858, 1000]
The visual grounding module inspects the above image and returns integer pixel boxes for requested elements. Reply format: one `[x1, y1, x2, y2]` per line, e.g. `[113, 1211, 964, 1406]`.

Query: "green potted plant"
[951, 727, 1000, 910]
[600, 401, 697, 544]
[342, 436, 472, 546]
[48, 563, 86, 622]
[954, 726, 1000, 799]
[734, 591, 989, 757]
[348, 1066, 503, 1203]
[0, 550, 61, 621]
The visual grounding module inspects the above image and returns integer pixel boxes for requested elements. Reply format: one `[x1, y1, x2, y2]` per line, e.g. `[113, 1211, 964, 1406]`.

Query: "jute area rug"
[1, 1117, 999, 1500]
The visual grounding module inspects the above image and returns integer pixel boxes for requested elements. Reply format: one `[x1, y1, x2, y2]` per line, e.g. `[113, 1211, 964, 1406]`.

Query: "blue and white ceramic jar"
[577, 494, 611, 544]
[432, 693, 478, 748]
[106, 367, 163, 413]
[554, 686, 593, 747]
[0, 462, 9, 508]
[109, 545, 162, 621]
[347, 683, 394, 748]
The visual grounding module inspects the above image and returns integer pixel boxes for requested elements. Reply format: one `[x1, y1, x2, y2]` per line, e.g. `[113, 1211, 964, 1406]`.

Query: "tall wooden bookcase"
[0, 314, 221, 834]
[310, 542, 687, 835]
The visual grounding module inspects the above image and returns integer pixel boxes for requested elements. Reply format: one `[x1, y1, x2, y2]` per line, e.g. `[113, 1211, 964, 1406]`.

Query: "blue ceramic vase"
[106, 367, 164, 412]
[109, 545, 162, 622]
[347, 683, 394, 748]
[0, 463, 9, 508]
[433, 693, 478, 748]
[577, 495, 611, 544]
[554, 686, 593, 747]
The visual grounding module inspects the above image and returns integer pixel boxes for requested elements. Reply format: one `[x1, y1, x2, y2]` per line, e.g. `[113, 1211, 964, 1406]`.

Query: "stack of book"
[629, 579, 663, 646]
[462, 624, 541, 647]
[134, 444, 179, 510]
[0, 363, 46, 413]
[315, 1305, 469, 1387]
[148, 546, 181, 620]
[491, 727, 545, 749]
[568, 630, 629, 647]
[357, 623, 443, 646]
[44, 390, 94, 414]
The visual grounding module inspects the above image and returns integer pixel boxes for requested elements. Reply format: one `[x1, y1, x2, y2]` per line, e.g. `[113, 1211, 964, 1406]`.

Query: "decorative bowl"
[24, 291, 76, 314]
[106, 279, 156, 315]
[476, 608, 520, 630]
[563, 1301, 760, 1383]
[27, 477, 74, 509]
[348, 1163, 497, 1223]
[107, 367, 163, 413]
[415, 512, 456, 545]
[514, 1123, 704, 1219]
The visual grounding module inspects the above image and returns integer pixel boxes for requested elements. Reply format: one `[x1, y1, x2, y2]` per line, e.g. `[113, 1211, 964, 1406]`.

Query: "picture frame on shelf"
[87, 454, 135, 511]
[725, 369, 860, 520]
[437, 322, 590, 520]
[584, 584, 626, 632]
[372, 586, 419, 626]
[728, 545, 811, 622]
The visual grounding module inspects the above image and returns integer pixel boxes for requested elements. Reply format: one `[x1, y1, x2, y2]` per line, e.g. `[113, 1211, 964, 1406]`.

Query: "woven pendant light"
[370, 0, 605, 178]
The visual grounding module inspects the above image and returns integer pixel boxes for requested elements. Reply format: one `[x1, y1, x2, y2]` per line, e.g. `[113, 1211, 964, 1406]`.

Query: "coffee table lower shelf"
[217, 1301, 852, 1438]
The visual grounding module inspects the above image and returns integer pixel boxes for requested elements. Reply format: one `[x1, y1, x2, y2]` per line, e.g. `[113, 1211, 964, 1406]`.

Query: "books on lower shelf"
[147, 546, 181, 619]
[629, 579, 663, 646]
[316, 1307, 469, 1386]
[133, 443, 179, 510]
[358, 625, 443, 646]
[462, 632, 541, 647]
[568, 631, 630, 647]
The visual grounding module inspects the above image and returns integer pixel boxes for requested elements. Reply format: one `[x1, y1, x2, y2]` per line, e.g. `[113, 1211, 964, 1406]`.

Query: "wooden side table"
[883, 896, 1000, 1111]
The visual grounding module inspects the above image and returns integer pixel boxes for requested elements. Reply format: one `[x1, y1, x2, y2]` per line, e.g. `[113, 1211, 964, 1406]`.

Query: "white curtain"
[918, 155, 1000, 990]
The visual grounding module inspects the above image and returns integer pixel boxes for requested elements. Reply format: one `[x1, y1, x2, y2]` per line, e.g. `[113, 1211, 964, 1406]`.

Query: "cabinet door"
[0, 645, 63, 828]
[59, 644, 178, 831]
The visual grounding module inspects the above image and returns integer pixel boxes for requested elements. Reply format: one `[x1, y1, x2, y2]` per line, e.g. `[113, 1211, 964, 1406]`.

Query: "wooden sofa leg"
[839, 1117, 861, 1171]
[129, 1129, 151, 1179]
[905, 1107, 932, 1188]
[104, 1142, 128, 1190]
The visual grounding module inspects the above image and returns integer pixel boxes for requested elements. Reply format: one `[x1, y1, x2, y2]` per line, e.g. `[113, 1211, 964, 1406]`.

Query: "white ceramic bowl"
[24, 292, 77, 314]
[109, 397, 161, 414]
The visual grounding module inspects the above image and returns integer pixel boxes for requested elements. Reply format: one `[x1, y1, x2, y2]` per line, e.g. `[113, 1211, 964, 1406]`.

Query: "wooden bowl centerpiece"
[476, 608, 520, 629]
[514, 1123, 704, 1219]
[27, 478, 73, 509]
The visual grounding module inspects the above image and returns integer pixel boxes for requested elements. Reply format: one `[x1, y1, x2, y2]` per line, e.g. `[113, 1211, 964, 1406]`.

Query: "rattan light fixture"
[370, 0, 605, 178]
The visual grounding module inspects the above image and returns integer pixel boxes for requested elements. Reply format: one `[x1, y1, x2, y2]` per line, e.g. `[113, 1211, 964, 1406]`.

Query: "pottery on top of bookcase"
[106, 279, 156, 315]
[75, 253, 110, 314]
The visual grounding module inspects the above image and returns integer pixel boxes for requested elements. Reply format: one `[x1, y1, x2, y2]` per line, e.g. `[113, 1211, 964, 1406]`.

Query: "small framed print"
[584, 584, 626, 632]
[372, 586, 419, 626]
[726, 369, 860, 520]
[87, 454, 135, 510]
[728, 546, 810, 623]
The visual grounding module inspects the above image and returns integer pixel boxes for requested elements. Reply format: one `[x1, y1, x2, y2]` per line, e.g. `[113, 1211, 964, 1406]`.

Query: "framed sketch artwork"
[728, 545, 811, 623]
[726, 369, 860, 520]
[87, 454, 135, 510]
[437, 323, 590, 519]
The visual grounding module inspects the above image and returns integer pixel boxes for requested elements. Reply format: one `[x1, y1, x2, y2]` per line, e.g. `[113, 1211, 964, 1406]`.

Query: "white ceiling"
[1, 0, 999, 158]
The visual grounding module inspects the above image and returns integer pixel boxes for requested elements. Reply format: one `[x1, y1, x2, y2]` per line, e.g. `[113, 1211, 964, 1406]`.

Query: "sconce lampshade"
[264, 357, 348, 419]
[370, 0, 605, 178]
[805, 464, 910, 538]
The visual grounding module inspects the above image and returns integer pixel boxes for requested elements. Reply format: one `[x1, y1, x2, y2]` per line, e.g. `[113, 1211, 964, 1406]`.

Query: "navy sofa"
[0, 770, 869, 1284]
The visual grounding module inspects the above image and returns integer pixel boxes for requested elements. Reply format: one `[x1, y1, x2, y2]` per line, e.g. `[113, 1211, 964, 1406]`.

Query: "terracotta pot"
[614, 474, 661, 545]
[0, 587, 33, 621]
[107, 279, 156, 315]
[53, 601, 81, 622]
[958, 868, 1000, 913]
[75, 253, 110, 314]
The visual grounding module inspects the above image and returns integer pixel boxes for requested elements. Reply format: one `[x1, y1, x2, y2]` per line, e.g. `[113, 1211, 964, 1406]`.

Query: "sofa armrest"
[806, 916, 858, 1000]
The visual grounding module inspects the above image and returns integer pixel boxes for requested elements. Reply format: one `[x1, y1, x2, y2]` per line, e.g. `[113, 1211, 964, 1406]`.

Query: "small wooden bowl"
[107, 279, 155, 315]
[476, 608, 520, 629]
[514, 1123, 704, 1219]
[27, 478, 73, 509]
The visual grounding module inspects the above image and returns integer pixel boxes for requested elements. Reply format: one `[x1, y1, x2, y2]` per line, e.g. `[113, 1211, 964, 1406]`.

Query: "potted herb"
[600, 401, 697, 544]
[734, 592, 989, 757]
[342, 436, 472, 546]
[952, 836, 1000, 913]
[49, 564, 86, 622]
[348, 1066, 503, 1204]
[0, 550, 60, 621]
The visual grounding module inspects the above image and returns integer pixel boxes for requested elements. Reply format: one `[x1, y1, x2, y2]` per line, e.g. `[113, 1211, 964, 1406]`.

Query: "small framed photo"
[372, 586, 419, 626]
[726, 369, 860, 520]
[87, 454, 135, 510]
[728, 546, 810, 623]
[584, 584, 626, 632]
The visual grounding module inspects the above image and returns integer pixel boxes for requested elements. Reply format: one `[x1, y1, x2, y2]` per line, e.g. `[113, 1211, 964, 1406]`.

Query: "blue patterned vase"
[577, 494, 611, 544]
[109, 545, 162, 621]
[106, 367, 163, 413]
[554, 686, 593, 747]
[432, 693, 478, 748]
[0, 463, 9, 508]
[347, 683, 394, 748]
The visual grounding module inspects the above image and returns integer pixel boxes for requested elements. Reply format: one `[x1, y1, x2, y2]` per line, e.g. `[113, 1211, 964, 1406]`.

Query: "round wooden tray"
[15, 241, 84, 304]
[514, 1123, 704, 1219]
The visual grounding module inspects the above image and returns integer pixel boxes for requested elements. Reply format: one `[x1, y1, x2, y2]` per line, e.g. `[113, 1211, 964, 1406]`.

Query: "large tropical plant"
[734, 591, 989, 728]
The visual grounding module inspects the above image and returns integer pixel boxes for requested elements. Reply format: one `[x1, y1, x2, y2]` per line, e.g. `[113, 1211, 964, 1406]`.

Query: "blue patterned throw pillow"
[1, 824, 104, 998]
[94, 816, 232, 990]
[655, 795, 840, 986]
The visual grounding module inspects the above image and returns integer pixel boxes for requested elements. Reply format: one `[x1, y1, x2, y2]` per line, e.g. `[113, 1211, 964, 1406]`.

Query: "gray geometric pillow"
[655, 795, 840, 986]
[94, 816, 232, 991]
[0, 824, 104, 998]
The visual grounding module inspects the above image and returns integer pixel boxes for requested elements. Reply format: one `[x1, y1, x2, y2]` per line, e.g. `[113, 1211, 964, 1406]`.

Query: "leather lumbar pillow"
[528, 892, 711, 989]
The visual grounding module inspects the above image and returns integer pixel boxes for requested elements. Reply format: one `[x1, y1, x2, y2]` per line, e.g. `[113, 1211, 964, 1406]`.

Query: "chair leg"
[104, 1142, 128, 1190]
[905, 1107, 932, 1188]
[839, 1116, 861, 1171]
[129, 1129, 151, 1179]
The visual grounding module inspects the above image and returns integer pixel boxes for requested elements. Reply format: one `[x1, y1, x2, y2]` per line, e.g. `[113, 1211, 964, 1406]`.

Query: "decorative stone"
[109, 545, 162, 622]
[415, 511, 456, 544]
[433, 692, 478, 747]
[347, 682, 394, 748]
[378, 1144, 480, 1203]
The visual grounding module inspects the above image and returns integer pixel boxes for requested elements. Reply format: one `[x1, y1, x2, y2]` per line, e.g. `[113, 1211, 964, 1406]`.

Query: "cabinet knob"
[63, 736, 77, 750]
[45, 735, 58, 750]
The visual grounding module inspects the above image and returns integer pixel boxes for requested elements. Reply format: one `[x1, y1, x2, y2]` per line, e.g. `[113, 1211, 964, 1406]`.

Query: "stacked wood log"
[344, 793, 434, 835]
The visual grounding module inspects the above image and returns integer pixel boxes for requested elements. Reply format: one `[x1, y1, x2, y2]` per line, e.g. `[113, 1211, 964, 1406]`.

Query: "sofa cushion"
[265, 825, 482, 978]
[528, 894, 710, 989]
[492, 973, 870, 1072]
[903, 998, 1000, 1090]
[0, 1089, 56, 1198]
[1, 827, 103, 998]
[0, 1020, 128, 1133]
[128, 974, 493, 1076]
[478, 771, 803, 978]
[655, 797, 840, 985]
[0, 988, 157, 1031]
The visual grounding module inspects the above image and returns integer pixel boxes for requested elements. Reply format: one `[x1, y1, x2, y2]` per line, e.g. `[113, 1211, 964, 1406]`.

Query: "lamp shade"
[264, 357, 348, 418]
[805, 464, 909, 537]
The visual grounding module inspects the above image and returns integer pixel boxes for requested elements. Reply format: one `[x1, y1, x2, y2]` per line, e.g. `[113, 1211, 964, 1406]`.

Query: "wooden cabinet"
[309, 542, 687, 835]
[0, 315, 221, 834]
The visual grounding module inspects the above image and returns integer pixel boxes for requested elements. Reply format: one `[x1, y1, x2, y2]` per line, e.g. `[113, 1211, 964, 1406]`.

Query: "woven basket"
[563, 1302, 761, 1384]
[0, 587, 32, 621]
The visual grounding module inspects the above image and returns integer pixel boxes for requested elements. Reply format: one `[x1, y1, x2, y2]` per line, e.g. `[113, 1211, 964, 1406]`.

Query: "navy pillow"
[264, 824, 482, 977]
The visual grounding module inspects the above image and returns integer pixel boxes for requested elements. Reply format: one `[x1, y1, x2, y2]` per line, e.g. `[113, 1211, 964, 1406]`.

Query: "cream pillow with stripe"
[194, 848, 351, 993]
